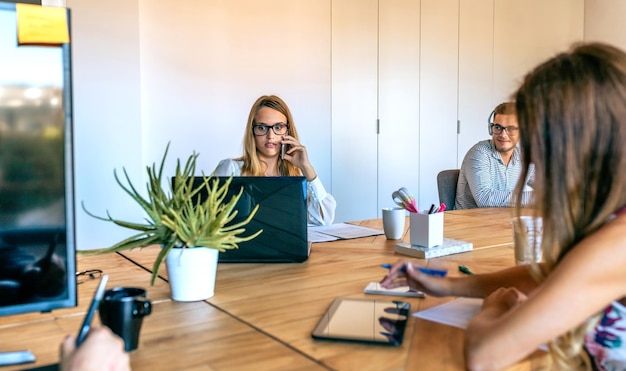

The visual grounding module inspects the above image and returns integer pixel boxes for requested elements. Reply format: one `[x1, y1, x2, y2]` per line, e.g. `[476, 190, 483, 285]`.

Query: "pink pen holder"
[409, 211, 444, 248]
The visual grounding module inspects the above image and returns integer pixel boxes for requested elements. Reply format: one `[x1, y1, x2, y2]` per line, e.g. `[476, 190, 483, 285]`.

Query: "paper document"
[415, 297, 549, 351]
[413, 297, 483, 329]
[307, 229, 339, 243]
[308, 223, 384, 240]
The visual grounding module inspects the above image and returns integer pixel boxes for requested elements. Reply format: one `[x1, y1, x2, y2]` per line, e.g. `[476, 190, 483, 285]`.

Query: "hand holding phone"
[76, 274, 109, 346]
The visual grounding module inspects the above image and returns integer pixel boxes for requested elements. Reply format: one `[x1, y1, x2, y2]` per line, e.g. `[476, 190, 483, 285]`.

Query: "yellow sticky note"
[16, 3, 69, 46]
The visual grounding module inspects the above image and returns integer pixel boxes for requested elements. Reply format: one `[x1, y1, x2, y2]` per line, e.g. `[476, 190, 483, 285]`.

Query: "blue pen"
[381, 263, 447, 277]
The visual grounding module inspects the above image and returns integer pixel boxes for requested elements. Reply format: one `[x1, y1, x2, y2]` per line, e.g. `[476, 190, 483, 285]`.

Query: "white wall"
[584, 0, 626, 50]
[66, 0, 144, 250]
[137, 0, 331, 186]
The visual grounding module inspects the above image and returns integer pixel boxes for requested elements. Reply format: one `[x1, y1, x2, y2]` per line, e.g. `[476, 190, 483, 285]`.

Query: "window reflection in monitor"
[0, 2, 76, 365]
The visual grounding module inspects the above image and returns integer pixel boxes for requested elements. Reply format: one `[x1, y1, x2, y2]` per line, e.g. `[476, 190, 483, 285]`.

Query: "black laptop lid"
[178, 176, 309, 263]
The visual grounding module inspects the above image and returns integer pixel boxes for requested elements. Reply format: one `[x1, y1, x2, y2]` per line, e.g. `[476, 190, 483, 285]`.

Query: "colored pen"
[427, 204, 437, 214]
[381, 263, 447, 277]
[437, 203, 447, 213]
[458, 265, 473, 275]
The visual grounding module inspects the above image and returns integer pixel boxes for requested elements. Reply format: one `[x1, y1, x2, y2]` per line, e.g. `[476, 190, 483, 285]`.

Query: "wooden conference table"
[0, 208, 549, 370]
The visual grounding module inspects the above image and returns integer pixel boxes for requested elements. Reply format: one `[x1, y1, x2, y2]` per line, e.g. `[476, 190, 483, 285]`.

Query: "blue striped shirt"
[455, 140, 535, 209]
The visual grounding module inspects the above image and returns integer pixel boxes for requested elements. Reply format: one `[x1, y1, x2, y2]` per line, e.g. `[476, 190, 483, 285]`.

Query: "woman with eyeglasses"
[212, 95, 336, 226]
[455, 101, 536, 209]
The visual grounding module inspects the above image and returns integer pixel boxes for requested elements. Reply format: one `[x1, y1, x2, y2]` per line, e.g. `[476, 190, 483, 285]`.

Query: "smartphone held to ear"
[281, 143, 285, 159]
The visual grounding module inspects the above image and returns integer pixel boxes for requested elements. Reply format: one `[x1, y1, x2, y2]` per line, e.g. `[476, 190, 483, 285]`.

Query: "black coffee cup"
[99, 287, 152, 351]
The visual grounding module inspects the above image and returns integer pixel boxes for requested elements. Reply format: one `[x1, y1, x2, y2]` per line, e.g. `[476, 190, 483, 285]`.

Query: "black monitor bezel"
[0, 1, 76, 317]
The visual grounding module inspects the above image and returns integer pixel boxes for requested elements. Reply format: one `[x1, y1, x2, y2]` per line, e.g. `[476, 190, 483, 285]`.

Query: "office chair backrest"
[436, 169, 460, 211]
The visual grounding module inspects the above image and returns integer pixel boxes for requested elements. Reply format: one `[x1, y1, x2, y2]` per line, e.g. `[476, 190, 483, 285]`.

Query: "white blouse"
[211, 159, 336, 226]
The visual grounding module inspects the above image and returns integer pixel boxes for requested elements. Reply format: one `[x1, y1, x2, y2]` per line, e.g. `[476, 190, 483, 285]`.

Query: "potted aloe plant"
[82, 143, 261, 301]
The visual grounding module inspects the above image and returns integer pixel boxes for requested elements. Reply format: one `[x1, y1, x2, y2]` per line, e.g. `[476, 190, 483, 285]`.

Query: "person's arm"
[463, 149, 516, 207]
[464, 215, 626, 370]
[281, 135, 336, 226]
[211, 159, 242, 177]
[526, 163, 536, 189]
[61, 327, 130, 371]
[306, 177, 337, 226]
[379, 260, 540, 299]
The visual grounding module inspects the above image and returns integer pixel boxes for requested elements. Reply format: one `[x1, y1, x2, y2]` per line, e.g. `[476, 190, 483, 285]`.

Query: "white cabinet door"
[332, 0, 421, 222]
[378, 0, 421, 215]
[458, 0, 494, 166]
[418, 0, 459, 209]
[331, 0, 378, 222]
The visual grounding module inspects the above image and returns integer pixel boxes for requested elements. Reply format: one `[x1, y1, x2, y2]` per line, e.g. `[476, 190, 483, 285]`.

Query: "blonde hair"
[237, 95, 302, 176]
[514, 42, 626, 369]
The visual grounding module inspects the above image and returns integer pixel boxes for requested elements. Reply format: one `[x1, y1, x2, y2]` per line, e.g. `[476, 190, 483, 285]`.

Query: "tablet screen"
[311, 297, 410, 346]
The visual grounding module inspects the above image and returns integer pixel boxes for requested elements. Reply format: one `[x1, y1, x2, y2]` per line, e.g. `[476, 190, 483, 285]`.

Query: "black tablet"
[311, 297, 410, 346]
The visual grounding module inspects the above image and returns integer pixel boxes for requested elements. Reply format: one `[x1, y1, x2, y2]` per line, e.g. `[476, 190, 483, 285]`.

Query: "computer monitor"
[0, 2, 76, 366]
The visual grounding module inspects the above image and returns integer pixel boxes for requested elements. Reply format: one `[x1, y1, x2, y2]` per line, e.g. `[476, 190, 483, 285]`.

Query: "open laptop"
[177, 176, 310, 263]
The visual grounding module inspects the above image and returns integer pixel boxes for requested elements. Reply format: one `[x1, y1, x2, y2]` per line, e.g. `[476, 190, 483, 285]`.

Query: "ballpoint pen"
[381, 263, 447, 277]
[437, 203, 447, 213]
[427, 204, 437, 214]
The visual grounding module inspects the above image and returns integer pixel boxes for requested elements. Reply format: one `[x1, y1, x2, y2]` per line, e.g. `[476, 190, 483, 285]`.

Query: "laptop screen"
[176, 176, 309, 263]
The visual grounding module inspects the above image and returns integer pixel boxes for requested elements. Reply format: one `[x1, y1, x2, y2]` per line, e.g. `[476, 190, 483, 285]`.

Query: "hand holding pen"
[381, 263, 447, 277]
[380, 261, 453, 297]
[383, 263, 471, 277]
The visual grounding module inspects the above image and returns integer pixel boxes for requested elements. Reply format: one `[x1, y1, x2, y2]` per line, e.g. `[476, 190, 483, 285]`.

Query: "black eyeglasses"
[489, 123, 519, 137]
[252, 123, 289, 136]
[76, 269, 103, 284]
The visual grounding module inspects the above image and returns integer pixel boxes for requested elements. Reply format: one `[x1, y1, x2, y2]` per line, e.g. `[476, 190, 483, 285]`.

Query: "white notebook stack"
[395, 238, 473, 259]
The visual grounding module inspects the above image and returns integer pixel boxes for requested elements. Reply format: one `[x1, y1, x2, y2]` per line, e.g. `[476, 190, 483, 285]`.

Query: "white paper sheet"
[308, 223, 384, 240]
[413, 297, 483, 329]
[307, 229, 339, 243]
[415, 297, 549, 351]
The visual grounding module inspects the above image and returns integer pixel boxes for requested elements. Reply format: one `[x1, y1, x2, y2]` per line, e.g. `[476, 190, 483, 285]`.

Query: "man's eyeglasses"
[252, 123, 289, 136]
[76, 269, 103, 284]
[489, 123, 519, 137]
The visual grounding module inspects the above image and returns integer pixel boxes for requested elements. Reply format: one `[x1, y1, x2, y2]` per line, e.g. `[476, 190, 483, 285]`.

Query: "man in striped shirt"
[455, 102, 535, 209]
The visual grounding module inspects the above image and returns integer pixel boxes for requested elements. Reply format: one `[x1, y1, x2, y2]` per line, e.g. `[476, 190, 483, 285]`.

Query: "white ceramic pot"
[165, 247, 219, 301]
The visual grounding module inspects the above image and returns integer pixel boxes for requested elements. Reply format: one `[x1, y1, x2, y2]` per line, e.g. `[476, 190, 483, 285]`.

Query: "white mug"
[382, 207, 406, 240]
